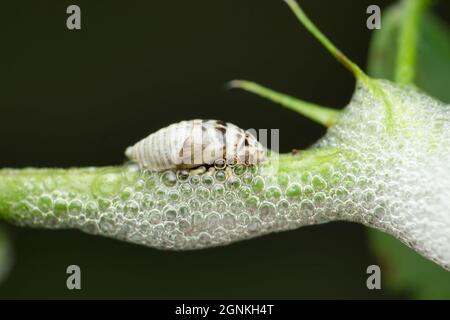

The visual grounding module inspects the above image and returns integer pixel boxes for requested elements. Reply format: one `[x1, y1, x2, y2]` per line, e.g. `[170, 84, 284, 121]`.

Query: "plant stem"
[0, 149, 348, 227]
[228, 80, 341, 127]
[395, 0, 430, 84]
[282, 0, 398, 132]
[283, 0, 369, 84]
[0, 167, 130, 222]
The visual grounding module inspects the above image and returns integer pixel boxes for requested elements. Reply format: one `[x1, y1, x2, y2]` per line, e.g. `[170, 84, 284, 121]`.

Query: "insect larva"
[125, 119, 267, 171]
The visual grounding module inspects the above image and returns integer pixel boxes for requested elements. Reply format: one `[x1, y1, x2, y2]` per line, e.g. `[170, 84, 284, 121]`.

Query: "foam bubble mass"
[3, 80, 450, 270]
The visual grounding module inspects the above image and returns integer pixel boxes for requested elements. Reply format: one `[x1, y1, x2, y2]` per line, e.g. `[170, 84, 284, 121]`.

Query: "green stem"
[0, 167, 130, 222]
[283, 0, 396, 132]
[283, 0, 369, 85]
[228, 80, 340, 127]
[395, 0, 430, 84]
[0, 149, 349, 227]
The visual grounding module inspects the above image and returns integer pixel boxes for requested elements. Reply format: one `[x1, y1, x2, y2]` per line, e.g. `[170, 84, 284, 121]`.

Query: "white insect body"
[125, 119, 267, 171]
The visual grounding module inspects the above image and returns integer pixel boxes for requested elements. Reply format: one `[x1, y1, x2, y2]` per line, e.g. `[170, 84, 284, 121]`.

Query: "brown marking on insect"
[125, 119, 267, 171]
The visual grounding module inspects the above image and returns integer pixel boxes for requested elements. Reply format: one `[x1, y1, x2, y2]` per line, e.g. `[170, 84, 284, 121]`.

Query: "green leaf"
[368, 4, 450, 103]
[0, 225, 13, 285]
[367, 4, 450, 298]
[368, 230, 450, 299]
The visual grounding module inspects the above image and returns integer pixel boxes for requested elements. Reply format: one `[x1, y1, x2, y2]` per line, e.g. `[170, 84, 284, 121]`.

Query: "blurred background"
[0, 0, 449, 299]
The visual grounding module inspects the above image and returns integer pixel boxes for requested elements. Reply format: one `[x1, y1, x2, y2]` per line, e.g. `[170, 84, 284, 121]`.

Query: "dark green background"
[0, 0, 448, 299]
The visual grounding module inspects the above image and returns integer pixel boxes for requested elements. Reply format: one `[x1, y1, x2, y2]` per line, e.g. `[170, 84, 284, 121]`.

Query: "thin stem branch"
[228, 80, 340, 127]
[283, 0, 369, 84]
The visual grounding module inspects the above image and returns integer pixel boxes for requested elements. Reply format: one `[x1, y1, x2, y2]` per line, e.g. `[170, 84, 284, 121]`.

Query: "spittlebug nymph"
[125, 119, 267, 171]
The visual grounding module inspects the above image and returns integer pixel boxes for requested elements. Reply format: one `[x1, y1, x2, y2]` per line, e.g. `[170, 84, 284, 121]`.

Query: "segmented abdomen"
[125, 119, 266, 171]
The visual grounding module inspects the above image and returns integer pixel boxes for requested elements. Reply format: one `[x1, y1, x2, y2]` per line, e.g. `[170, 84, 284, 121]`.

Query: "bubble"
[196, 187, 210, 200]
[191, 213, 204, 230]
[198, 232, 212, 244]
[83, 221, 98, 234]
[142, 194, 155, 209]
[259, 202, 276, 222]
[164, 221, 176, 232]
[248, 218, 261, 232]
[98, 198, 111, 211]
[99, 215, 115, 234]
[92, 172, 122, 196]
[68, 199, 83, 216]
[164, 207, 177, 221]
[178, 206, 190, 218]
[202, 175, 214, 186]
[277, 199, 290, 214]
[155, 188, 166, 200]
[286, 183, 301, 198]
[233, 165, 246, 176]
[177, 170, 190, 182]
[179, 183, 193, 197]
[145, 174, 157, 189]
[134, 180, 145, 191]
[227, 177, 241, 190]
[149, 210, 162, 224]
[265, 186, 282, 201]
[311, 176, 327, 190]
[239, 186, 252, 199]
[38, 195, 53, 212]
[230, 200, 245, 214]
[168, 190, 180, 202]
[161, 171, 177, 187]
[251, 176, 265, 193]
[178, 219, 191, 233]
[313, 192, 326, 204]
[216, 200, 227, 212]
[85, 201, 99, 219]
[302, 185, 314, 197]
[222, 213, 236, 229]
[277, 173, 290, 188]
[205, 212, 220, 231]
[245, 196, 259, 209]
[214, 159, 226, 170]
[202, 201, 214, 212]
[211, 184, 225, 198]
[242, 172, 254, 185]
[214, 170, 227, 183]
[189, 199, 201, 211]
[189, 174, 201, 186]
[53, 199, 68, 216]
[124, 200, 139, 217]
[120, 187, 133, 201]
